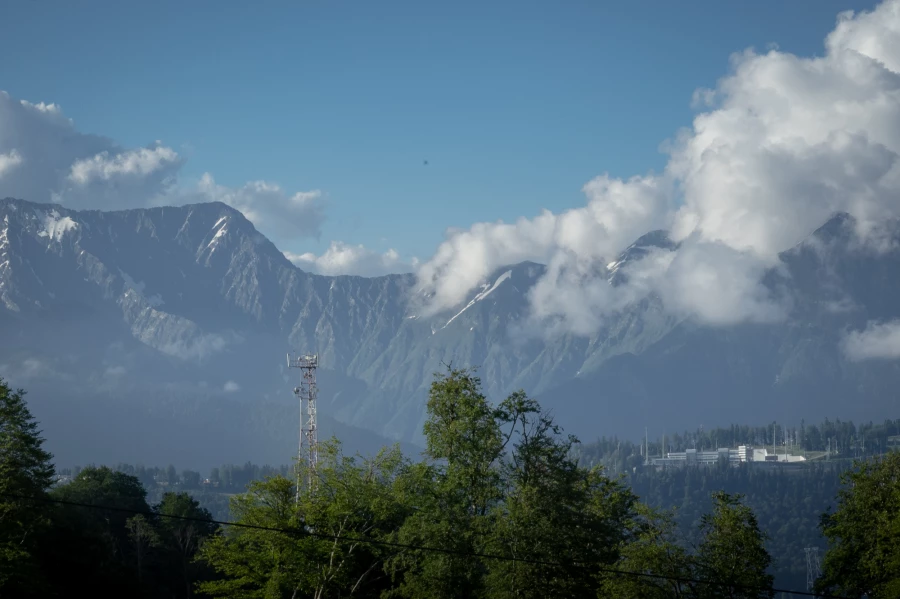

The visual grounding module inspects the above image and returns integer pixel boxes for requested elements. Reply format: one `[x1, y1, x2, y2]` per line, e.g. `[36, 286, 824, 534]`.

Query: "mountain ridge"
[2, 197, 899, 467]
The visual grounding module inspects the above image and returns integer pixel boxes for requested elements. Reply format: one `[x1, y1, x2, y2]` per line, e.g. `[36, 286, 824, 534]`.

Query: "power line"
[2, 492, 845, 599]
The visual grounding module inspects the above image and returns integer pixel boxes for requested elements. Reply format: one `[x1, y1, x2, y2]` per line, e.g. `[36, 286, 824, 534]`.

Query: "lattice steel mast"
[287, 352, 318, 499]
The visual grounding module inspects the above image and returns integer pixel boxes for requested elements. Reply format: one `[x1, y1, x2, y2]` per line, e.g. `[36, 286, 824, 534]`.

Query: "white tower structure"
[287, 352, 319, 498]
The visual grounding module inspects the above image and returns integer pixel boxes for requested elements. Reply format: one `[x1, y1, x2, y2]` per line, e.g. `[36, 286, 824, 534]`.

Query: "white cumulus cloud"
[654, 240, 790, 326]
[223, 380, 241, 392]
[416, 0, 900, 333]
[68, 144, 180, 184]
[0, 149, 23, 178]
[60, 142, 183, 208]
[192, 173, 325, 240]
[285, 242, 416, 276]
[416, 174, 671, 315]
[0, 90, 324, 239]
[0, 91, 120, 205]
[842, 319, 900, 360]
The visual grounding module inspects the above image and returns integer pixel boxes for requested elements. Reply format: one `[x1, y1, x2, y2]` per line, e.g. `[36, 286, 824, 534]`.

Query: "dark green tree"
[599, 493, 774, 599]
[385, 367, 516, 598]
[817, 451, 900, 598]
[694, 492, 773, 599]
[197, 475, 308, 598]
[198, 440, 407, 598]
[46, 466, 153, 595]
[387, 367, 644, 599]
[484, 398, 641, 598]
[0, 378, 55, 595]
[596, 505, 693, 599]
[127, 513, 160, 587]
[157, 491, 219, 598]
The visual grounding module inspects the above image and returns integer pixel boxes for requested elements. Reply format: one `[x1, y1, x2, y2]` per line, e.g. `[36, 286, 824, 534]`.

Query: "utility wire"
[3, 492, 842, 599]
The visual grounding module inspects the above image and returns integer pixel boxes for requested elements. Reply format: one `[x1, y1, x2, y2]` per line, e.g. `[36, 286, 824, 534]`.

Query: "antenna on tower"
[805, 547, 822, 595]
[287, 352, 319, 500]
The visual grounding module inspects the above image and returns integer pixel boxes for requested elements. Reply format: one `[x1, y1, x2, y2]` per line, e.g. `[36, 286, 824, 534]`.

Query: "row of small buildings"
[651, 446, 807, 468]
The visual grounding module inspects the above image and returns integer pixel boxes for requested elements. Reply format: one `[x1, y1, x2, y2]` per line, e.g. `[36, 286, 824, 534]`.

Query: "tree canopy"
[817, 451, 900, 598]
[4, 368, 898, 597]
[0, 377, 54, 595]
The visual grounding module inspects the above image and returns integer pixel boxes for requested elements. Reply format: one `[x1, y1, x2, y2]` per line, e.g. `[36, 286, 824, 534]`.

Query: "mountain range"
[1, 197, 898, 469]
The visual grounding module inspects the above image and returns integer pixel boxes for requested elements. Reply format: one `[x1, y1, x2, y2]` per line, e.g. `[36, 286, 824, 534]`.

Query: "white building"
[652, 445, 805, 468]
[751, 447, 806, 463]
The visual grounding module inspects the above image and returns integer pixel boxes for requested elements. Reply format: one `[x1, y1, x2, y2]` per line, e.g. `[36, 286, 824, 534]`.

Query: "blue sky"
[0, 0, 880, 262]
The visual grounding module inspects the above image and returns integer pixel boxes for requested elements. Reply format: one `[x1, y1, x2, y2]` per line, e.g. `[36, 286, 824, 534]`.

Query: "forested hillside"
[578, 417, 900, 472]
[93, 456, 849, 591]
[88, 461, 845, 592]
[631, 464, 844, 592]
[573, 417, 900, 590]
[54, 415, 897, 592]
[5, 374, 899, 597]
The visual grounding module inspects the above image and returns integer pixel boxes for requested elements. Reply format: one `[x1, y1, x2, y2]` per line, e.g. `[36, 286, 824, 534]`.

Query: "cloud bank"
[416, 0, 900, 333]
[7, 0, 900, 297]
[191, 174, 325, 241]
[0, 91, 325, 241]
[843, 319, 900, 360]
[285, 242, 416, 276]
[416, 174, 672, 315]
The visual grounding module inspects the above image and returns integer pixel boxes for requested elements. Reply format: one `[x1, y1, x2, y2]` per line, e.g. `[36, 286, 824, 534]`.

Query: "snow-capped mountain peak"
[1, 200, 898, 468]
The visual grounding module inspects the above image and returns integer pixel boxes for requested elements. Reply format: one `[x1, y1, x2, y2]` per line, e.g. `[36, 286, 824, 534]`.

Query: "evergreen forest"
[2, 373, 898, 598]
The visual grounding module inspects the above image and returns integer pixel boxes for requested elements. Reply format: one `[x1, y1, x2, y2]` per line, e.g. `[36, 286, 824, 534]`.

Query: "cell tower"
[805, 547, 822, 595]
[287, 352, 318, 498]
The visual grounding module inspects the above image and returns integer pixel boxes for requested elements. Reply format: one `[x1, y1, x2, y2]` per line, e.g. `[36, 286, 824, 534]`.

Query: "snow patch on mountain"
[36, 209, 78, 242]
[0, 216, 10, 300]
[606, 260, 623, 281]
[205, 214, 230, 255]
[442, 270, 512, 329]
[207, 226, 227, 250]
[0, 215, 9, 260]
[119, 269, 164, 307]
